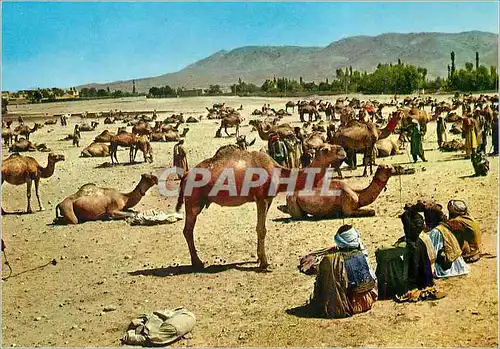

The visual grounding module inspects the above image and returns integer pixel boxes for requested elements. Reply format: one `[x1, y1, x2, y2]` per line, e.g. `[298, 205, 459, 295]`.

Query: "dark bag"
[471, 152, 489, 176]
[375, 243, 409, 299]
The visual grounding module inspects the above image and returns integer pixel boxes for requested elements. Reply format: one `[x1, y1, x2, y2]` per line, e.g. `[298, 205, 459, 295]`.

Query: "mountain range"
[79, 31, 498, 93]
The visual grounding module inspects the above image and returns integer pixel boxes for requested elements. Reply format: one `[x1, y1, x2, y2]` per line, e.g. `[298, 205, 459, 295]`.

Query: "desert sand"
[1, 94, 498, 347]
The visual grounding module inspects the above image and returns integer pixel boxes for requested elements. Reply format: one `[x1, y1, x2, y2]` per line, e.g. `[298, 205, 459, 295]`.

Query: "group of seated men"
[302, 199, 483, 318]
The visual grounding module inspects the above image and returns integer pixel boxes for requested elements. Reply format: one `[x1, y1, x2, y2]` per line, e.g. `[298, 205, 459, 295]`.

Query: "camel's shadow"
[286, 304, 326, 319]
[128, 261, 262, 277]
[1, 210, 33, 216]
[272, 212, 347, 223]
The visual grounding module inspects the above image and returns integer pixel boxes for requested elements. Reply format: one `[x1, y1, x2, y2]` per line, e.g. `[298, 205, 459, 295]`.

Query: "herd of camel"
[1, 92, 498, 270]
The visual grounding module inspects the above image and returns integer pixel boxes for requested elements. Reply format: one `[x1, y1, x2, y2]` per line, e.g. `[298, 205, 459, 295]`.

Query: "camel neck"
[123, 182, 148, 209]
[40, 160, 57, 178]
[356, 175, 389, 207]
[378, 117, 400, 139]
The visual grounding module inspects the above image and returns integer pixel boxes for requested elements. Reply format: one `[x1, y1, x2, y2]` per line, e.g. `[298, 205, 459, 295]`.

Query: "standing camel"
[2, 153, 65, 213]
[285, 101, 296, 113]
[331, 113, 401, 176]
[215, 113, 242, 138]
[14, 123, 42, 141]
[175, 144, 346, 270]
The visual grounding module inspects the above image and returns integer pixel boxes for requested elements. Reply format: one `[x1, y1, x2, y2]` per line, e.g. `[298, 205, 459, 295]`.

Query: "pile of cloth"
[126, 210, 183, 226]
[439, 139, 465, 152]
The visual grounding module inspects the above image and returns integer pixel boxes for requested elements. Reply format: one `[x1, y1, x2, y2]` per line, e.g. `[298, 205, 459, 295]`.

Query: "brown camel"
[94, 130, 115, 143]
[109, 131, 137, 164]
[398, 108, 431, 134]
[375, 136, 403, 157]
[55, 174, 158, 224]
[132, 120, 153, 137]
[79, 122, 99, 132]
[277, 164, 396, 218]
[14, 123, 42, 141]
[175, 143, 346, 270]
[215, 113, 242, 138]
[285, 101, 296, 113]
[132, 135, 154, 163]
[249, 120, 294, 141]
[298, 104, 320, 122]
[2, 125, 14, 146]
[80, 142, 110, 157]
[340, 106, 355, 126]
[2, 152, 65, 213]
[9, 138, 36, 152]
[331, 113, 401, 176]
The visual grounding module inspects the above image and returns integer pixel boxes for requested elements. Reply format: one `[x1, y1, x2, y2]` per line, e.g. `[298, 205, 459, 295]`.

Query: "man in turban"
[441, 200, 482, 263]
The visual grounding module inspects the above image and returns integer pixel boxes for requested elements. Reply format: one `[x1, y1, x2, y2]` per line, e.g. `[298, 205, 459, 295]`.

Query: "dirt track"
[1, 95, 498, 347]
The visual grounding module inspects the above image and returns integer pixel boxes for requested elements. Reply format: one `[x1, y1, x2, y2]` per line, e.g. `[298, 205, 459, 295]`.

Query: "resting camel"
[331, 113, 401, 176]
[2, 152, 65, 213]
[175, 143, 346, 270]
[9, 138, 36, 152]
[375, 136, 403, 157]
[94, 130, 115, 143]
[215, 113, 242, 138]
[55, 174, 158, 224]
[80, 142, 110, 157]
[79, 122, 99, 132]
[277, 164, 396, 218]
[14, 123, 42, 141]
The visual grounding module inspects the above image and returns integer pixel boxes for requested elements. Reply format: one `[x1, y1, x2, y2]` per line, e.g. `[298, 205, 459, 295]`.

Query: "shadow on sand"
[128, 261, 265, 277]
[95, 161, 147, 168]
[286, 304, 325, 319]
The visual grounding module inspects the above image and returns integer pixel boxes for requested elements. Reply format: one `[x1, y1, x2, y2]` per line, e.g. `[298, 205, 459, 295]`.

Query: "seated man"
[412, 201, 470, 278]
[309, 225, 377, 318]
[441, 200, 482, 263]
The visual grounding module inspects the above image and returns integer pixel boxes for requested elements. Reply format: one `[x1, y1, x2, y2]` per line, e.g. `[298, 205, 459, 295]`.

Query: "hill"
[79, 31, 498, 93]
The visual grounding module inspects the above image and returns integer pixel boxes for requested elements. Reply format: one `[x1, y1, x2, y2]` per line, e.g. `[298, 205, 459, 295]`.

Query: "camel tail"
[176, 175, 186, 213]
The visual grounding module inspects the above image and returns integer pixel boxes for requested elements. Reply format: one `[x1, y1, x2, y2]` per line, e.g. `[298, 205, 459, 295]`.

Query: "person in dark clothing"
[72, 125, 81, 147]
[436, 116, 447, 148]
[490, 112, 498, 156]
[400, 209, 434, 292]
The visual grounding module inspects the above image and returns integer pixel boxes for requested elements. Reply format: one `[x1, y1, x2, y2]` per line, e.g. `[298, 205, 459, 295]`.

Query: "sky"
[2, 1, 499, 91]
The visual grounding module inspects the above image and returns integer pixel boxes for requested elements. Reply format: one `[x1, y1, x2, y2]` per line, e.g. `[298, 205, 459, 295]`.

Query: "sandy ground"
[1, 95, 498, 347]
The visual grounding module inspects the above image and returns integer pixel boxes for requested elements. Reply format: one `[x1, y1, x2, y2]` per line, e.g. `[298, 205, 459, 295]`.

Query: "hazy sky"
[2, 1, 499, 91]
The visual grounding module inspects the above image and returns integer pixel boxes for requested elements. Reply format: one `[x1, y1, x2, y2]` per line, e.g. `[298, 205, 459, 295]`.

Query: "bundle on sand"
[126, 210, 183, 226]
[440, 139, 465, 152]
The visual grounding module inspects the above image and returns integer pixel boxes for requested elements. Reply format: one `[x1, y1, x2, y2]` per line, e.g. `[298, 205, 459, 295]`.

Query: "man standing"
[268, 134, 288, 166]
[490, 111, 499, 156]
[72, 125, 81, 147]
[462, 113, 478, 158]
[409, 119, 427, 162]
[436, 116, 447, 148]
[173, 140, 188, 180]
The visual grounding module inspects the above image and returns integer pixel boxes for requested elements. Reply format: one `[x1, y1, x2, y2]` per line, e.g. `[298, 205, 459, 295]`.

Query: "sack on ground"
[122, 307, 196, 346]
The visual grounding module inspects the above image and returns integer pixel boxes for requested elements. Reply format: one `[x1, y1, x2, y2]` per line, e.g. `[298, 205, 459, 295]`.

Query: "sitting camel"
[55, 174, 158, 224]
[175, 144, 346, 270]
[79, 122, 99, 132]
[9, 138, 36, 152]
[2, 152, 65, 213]
[94, 130, 115, 143]
[249, 119, 294, 141]
[277, 164, 396, 218]
[80, 142, 110, 157]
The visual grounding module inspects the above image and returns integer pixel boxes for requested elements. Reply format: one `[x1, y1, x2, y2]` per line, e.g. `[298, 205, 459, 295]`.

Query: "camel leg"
[235, 125, 240, 138]
[107, 209, 134, 220]
[256, 198, 272, 270]
[26, 178, 33, 213]
[344, 209, 376, 217]
[182, 202, 204, 269]
[224, 126, 230, 137]
[57, 201, 78, 224]
[34, 177, 45, 211]
[1, 179, 6, 215]
[129, 146, 135, 163]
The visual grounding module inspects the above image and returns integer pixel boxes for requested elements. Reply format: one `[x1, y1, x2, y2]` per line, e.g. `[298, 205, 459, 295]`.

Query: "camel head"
[313, 144, 346, 166]
[373, 164, 396, 182]
[138, 174, 159, 194]
[48, 153, 65, 163]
